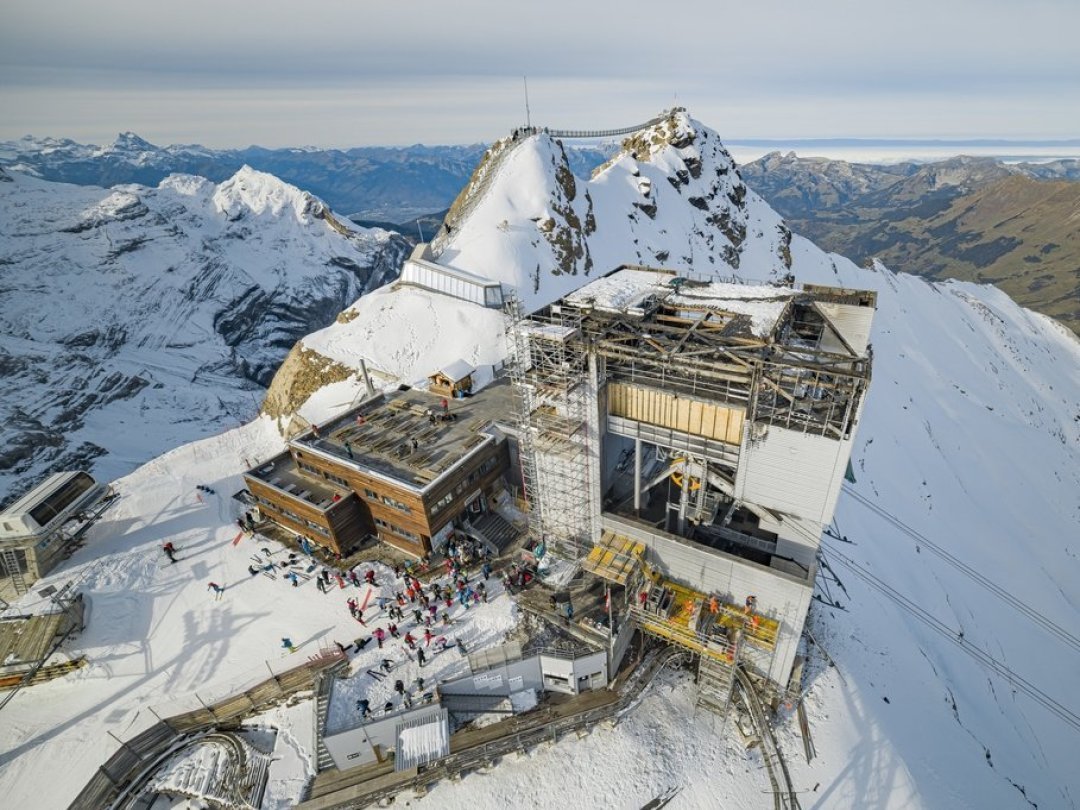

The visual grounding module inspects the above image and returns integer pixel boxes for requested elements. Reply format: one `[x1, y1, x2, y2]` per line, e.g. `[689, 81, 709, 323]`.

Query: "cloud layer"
[3, 0, 1077, 146]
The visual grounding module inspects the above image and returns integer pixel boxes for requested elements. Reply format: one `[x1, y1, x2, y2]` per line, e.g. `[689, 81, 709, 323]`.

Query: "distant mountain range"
[0, 133, 613, 225]
[740, 152, 1080, 332]
[0, 165, 408, 503]
[5, 133, 1078, 333]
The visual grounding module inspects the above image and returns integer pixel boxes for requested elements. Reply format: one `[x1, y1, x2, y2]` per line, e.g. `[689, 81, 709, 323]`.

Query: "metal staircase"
[696, 637, 739, 719]
[1, 548, 28, 596]
[312, 671, 338, 773]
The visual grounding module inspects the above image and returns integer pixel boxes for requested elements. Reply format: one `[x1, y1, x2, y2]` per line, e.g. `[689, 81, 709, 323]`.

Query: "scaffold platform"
[581, 531, 644, 585]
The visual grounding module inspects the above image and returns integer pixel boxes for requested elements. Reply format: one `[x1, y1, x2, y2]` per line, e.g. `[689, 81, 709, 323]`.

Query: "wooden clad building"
[243, 380, 515, 558]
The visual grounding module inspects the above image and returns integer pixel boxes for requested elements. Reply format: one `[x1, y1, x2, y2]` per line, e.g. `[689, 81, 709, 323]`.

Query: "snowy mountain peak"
[431, 109, 783, 312]
[212, 165, 329, 223]
[109, 131, 159, 153]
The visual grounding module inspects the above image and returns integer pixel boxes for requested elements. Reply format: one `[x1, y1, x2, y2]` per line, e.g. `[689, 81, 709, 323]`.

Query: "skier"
[416, 647, 427, 667]
[423, 628, 434, 647]
[356, 698, 371, 719]
[481, 561, 492, 581]
[281, 637, 296, 653]
[374, 627, 386, 648]
[286, 571, 300, 588]
[380, 658, 393, 673]
[388, 622, 399, 639]
[162, 542, 178, 563]
[247, 565, 260, 577]
[208, 582, 224, 599]
[404, 632, 416, 650]
[364, 569, 377, 586]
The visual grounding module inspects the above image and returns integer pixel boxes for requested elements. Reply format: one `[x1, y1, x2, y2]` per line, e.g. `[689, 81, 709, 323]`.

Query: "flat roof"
[1, 472, 87, 519]
[293, 379, 516, 491]
[246, 451, 346, 510]
[564, 268, 796, 338]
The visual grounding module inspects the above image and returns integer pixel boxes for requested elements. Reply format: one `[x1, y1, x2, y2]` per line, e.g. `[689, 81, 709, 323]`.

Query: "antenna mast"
[523, 76, 531, 129]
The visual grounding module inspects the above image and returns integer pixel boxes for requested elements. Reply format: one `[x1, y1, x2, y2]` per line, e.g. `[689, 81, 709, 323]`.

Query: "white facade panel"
[399, 258, 503, 308]
[735, 425, 850, 525]
[602, 514, 812, 687]
[815, 301, 874, 356]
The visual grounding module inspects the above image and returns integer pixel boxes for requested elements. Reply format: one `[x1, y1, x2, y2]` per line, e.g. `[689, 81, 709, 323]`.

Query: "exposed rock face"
[260, 345, 355, 422]
[0, 167, 409, 504]
[262, 110, 804, 420]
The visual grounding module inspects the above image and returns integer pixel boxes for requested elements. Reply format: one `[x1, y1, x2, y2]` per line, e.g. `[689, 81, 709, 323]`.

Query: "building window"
[374, 518, 418, 542]
[325, 472, 349, 488]
[364, 488, 378, 499]
[298, 461, 321, 476]
[430, 491, 453, 514]
[381, 495, 411, 513]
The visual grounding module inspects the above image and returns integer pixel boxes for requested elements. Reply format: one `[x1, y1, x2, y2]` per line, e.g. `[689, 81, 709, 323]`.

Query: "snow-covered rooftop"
[562, 267, 797, 338]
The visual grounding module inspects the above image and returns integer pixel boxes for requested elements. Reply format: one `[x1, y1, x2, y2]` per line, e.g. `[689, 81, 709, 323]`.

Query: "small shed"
[428, 360, 476, 398]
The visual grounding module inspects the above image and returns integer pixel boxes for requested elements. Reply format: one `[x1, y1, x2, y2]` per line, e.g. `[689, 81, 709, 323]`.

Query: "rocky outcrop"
[260, 345, 355, 421]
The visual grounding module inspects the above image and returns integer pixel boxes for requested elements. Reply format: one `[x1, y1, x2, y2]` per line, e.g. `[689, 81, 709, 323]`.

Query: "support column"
[633, 435, 642, 515]
[677, 456, 691, 536]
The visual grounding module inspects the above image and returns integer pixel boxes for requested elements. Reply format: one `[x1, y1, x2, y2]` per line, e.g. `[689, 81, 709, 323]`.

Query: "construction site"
[283, 264, 877, 809]
[511, 265, 873, 696]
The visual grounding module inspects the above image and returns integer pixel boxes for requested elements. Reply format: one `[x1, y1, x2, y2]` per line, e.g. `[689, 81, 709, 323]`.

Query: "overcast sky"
[2, 0, 1078, 148]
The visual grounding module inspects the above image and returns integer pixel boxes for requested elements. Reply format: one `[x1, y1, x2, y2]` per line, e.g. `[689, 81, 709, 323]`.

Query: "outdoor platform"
[581, 531, 644, 585]
[247, 452, 346, 510]
[635, 576, 779, 652]
[295, 379, 516, 490]
[0, 596, 84, 676]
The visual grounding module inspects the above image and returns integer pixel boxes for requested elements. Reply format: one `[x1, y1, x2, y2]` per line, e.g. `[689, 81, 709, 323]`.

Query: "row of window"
[256, 495, 329, 537]
[373, 517, 420, 542]
[433, 453, 502, 514]
[297, 457, 349, 489]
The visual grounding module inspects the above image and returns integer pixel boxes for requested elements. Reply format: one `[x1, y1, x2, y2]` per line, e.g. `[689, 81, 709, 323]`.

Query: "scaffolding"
[505, 296, 597, 557]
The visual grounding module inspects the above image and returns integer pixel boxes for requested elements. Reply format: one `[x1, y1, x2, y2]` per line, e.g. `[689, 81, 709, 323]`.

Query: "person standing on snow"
[163, 542, 178, 563]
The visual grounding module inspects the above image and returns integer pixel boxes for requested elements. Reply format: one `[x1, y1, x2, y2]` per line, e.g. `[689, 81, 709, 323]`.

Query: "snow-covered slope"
[0, 111, 1077, 809]
[0, 166, 409, 503]
[264, 110, 1080, 807]
[270, 111, 795, 411]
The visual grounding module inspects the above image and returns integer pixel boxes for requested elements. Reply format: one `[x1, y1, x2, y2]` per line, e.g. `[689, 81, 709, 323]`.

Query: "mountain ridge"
[0, 167, 410, 505]
[740, 152, 1080, 332]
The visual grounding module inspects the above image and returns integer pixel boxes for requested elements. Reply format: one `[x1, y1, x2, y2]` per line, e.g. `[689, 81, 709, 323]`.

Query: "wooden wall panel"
[607, 383, 744, 446]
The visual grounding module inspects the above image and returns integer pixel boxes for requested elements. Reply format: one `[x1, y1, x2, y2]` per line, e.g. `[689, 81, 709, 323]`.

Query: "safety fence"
[68, 649, 346, 809]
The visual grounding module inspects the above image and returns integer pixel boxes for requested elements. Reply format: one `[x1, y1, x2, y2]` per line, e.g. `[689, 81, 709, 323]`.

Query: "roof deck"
[294, 379, 516, 491]
[247, 451, 345, 510]
[562, 267, 796, 340]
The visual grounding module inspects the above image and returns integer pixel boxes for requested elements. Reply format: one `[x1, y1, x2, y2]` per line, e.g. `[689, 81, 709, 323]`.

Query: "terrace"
[247, 451, 345, 511]
[294, 379, 517, 492]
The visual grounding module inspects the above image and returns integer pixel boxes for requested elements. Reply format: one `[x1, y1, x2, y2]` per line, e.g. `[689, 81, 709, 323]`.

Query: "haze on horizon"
[2, 0, 1078, 149]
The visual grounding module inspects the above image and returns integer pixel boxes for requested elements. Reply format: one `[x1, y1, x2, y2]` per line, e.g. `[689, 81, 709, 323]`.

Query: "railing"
[68, 649, 347, 809]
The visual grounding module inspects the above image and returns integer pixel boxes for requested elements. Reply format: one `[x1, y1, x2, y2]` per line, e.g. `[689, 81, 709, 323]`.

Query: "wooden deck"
[581, 531, 644, 585]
